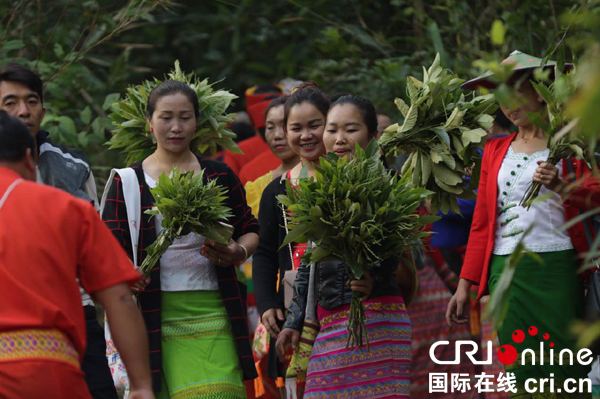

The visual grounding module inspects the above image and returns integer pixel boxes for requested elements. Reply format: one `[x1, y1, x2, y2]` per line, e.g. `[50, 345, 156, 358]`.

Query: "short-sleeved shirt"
[0, 167, 141, 357]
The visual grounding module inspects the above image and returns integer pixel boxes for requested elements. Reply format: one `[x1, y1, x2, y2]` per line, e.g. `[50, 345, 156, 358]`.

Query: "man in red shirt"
[0, 110, 154, 399]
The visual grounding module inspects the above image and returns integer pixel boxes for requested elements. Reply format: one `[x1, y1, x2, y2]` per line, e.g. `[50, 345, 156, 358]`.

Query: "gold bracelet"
[239, 243, 249, 261]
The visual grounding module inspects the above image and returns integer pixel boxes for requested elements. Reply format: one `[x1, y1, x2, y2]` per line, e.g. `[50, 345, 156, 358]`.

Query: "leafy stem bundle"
[278, 141, 436, 348]
[519, 72, 589, 209]
[108, 61, 241, 165]
[380, 54, 497, 214]
[140, 167, 233, 278]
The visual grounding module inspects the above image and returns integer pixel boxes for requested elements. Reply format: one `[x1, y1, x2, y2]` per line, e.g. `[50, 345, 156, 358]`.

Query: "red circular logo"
[497, 344, 518, 365]
[512, 330, 525, 344]
[528, 326, 538, 336]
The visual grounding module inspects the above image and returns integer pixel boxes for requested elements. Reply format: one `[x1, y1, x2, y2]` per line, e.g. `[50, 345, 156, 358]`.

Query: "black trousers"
[81, 305, 118, 399]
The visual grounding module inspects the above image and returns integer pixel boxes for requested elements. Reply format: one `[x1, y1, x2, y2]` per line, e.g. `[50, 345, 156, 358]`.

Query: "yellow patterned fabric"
[244, 172, 273, 219]
[0, 328, 79, 368]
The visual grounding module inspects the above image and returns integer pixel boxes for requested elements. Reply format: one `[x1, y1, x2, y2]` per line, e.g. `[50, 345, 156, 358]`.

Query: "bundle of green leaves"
[379, 54, 497, 214]
[277, 141, 435, 348]
[140, 167, 233, 277]
[519, 71, 590, 208]
[108, 60, 241, 165]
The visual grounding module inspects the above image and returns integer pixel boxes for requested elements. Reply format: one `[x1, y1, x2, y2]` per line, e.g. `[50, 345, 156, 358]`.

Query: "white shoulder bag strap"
[100, 168, 141, 266]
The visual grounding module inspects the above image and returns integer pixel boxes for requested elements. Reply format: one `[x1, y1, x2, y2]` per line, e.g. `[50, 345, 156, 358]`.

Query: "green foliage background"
[2, 0, 600, 345]
[0, 0, 596, 187]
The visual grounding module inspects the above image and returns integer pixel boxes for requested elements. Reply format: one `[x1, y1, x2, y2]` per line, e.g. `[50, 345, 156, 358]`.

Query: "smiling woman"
[252, 84, 330, 383]
[323, 94, 378, 157]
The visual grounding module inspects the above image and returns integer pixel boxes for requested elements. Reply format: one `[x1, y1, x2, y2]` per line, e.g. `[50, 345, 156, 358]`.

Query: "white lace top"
[145, 172, 219, 291]
[493, 147, 573, 255]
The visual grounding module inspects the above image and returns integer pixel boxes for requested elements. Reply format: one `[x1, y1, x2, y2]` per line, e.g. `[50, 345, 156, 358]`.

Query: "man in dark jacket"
[0, 62, 117, 399]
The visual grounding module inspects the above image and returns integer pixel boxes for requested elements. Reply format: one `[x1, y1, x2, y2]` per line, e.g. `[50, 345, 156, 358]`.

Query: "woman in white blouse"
[446, 51, 599, 397]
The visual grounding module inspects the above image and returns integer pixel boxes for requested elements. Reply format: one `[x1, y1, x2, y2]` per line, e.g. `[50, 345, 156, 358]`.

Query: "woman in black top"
[102, 80, 258, 397]
[252, 84, 330, 378]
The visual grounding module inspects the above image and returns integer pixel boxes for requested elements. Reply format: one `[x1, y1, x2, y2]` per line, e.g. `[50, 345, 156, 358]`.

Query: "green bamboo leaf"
[280, 223, 312, 248]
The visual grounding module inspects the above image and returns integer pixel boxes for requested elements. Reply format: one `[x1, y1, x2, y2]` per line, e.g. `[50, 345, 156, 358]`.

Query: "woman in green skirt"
[103, 80, 259, 398]
[446, 51, 600, 398]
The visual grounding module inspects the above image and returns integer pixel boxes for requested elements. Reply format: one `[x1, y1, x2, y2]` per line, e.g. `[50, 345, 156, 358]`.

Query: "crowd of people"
[0, 49, 599, 399]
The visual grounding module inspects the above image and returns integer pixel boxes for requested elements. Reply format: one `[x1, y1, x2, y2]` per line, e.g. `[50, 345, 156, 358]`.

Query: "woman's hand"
[275, 328, 300, 362]
[201, 238, 244, 267]
[533, 161, 566, 193]
[349, 271, 373, 302]
[131, 267, 151, 294]
[445, 278, 472, 328]
[261, 308, 285, 338]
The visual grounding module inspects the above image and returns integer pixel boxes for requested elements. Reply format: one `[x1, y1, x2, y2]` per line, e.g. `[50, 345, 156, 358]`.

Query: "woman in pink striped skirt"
[276, 95, 413, 398]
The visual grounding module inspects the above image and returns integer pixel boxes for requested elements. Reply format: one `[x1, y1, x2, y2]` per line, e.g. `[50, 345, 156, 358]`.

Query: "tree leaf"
[490, 20, 505, 46]
[432, 162, 463, 185]
[430, 149, 443, 164]
[444, 107, 464, 130]
[461, 128, 487, 146]
[394, 98, 410, 118]
[433, 127, 451, 148]
[421, 154, 432, 186]
[80, 106, 92, 125]
[401, 105, 419, 132]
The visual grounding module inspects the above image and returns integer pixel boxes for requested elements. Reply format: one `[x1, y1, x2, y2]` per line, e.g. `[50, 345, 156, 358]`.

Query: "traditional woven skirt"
[303, 295, 411, 399]
[0, 328, 90, 399]
[488, 250, 590, 398]
[156, 290, 246, 399]
[408, 254, 478, 398]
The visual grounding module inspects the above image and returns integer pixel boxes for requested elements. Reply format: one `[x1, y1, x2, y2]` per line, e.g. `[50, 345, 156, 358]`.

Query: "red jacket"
[460, 133, 600, 299]
[238, 150, 281, 185]
[222, 135, 269, 175]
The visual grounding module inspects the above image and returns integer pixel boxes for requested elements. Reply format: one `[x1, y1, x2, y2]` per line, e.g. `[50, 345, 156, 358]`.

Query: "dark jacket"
[283, 257, 401, 331]
[36, 130, 97, 207]
[252, 175, 292, 316]
[102, 155, 259, 391]
[252, 174, 297, 379]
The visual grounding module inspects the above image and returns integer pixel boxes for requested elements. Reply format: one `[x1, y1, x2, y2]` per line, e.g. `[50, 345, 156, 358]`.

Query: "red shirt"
[238, 150, 281, 185]
[461, 134, 600, 299]
[0, 168, 141, 357]
[222, 136, 269, 175]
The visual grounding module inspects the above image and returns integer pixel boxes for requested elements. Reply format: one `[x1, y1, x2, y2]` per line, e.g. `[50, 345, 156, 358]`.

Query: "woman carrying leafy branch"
[252, 83, 331, 383]
[102, 80, 259, 399]
[276, 95, 413, 399]
[446, 51, 600, 396]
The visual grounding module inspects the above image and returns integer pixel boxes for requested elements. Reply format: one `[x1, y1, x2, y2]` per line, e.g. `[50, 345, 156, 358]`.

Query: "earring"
[150, 127, 154, 133]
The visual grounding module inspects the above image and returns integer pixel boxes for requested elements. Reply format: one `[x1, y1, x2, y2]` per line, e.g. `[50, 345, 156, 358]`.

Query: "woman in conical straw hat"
[447, 50, 599, 397]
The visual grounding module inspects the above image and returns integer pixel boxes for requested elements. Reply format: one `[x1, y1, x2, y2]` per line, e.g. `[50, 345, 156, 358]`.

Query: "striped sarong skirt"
[156, 290, 246, 399]
[303, 295, 412, 398]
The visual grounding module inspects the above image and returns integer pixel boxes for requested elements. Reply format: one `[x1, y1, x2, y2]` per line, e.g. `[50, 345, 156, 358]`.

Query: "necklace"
[155, 152, 193, 172]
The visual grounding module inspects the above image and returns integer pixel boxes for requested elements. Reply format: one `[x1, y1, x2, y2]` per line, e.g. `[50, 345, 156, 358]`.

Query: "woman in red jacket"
[446, 51, 600, 396]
